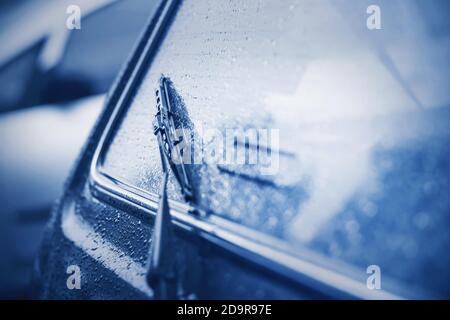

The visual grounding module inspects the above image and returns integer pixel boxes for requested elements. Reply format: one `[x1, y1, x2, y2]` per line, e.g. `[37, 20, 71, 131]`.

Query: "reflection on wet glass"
[101, 0, 450, 297]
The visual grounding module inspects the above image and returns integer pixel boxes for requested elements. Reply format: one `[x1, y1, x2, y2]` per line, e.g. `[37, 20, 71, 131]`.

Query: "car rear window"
[98, 0, 450, 298]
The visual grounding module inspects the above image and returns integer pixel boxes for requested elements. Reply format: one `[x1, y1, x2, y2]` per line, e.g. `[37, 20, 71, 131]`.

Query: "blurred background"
[0, 0, 159, 298]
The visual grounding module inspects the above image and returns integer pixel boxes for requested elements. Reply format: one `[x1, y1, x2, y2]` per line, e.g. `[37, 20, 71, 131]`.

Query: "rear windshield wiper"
[153, 76, 193, 202]
[146, 76, 193, 299]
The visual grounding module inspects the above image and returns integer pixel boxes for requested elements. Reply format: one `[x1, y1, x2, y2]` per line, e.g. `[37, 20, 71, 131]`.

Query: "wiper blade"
[153, 76, 193, 202]
[146, 76, 193, 299]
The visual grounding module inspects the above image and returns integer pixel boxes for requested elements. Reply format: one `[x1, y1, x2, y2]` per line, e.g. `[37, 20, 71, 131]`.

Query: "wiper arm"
[146, 76, 193, 299]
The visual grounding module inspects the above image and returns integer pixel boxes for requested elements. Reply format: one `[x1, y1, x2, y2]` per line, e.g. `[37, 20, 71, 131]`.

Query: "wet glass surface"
[100, 0, 450, 297]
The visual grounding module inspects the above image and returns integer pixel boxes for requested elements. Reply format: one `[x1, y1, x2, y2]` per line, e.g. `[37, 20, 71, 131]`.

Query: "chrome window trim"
[88, 0, 402, 300]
